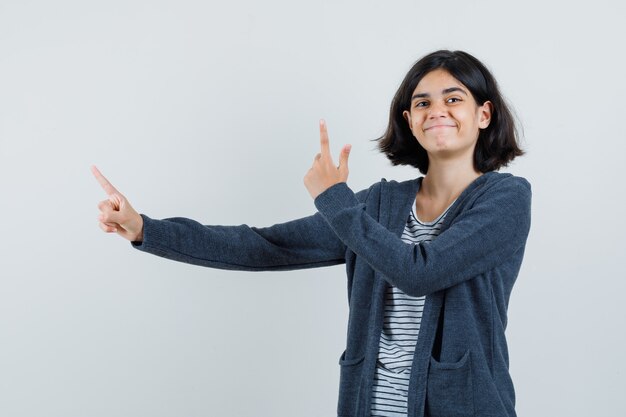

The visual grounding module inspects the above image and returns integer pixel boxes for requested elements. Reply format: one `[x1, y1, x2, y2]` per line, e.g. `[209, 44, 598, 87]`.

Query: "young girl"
[93, 50, 530, 417]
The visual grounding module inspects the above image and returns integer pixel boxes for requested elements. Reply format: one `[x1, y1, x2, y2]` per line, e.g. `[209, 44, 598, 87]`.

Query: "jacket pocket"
[337, 351, 365, 417]
[426, 350, 474, 417]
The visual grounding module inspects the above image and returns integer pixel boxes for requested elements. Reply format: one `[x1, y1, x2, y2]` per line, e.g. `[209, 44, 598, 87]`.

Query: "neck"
[421, 157, 482, 202]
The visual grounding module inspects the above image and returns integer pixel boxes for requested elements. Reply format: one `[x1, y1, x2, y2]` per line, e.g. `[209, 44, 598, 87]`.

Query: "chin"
[434, 138, 453, 150]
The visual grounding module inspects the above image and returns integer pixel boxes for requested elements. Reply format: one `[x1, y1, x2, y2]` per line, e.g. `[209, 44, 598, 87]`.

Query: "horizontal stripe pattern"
[370, 201, 450, 417]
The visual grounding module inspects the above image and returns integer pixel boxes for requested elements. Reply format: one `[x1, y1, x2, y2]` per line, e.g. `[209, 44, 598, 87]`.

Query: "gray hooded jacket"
[133, 171, 532, 417]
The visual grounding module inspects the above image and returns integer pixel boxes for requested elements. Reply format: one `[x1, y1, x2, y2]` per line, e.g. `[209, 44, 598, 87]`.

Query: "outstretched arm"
[131, 212, 347, 272]
[92, 161, 350, 272]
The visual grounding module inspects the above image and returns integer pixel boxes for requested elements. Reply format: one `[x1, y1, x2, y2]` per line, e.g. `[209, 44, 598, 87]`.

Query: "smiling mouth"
[425, 124, 456, 131]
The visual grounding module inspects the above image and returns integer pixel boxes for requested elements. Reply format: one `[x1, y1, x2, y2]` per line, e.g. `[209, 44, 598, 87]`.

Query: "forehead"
[413, 69, 467, 94]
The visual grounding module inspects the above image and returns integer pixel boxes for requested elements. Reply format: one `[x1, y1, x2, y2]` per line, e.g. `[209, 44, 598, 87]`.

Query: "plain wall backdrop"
[1, 0, 625, 416]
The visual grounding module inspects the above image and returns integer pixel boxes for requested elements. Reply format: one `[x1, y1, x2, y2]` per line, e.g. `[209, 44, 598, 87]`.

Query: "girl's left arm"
[313, 177, 531, 297]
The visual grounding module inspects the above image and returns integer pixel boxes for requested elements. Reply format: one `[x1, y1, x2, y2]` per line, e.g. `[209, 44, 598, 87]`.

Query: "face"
[403, 69, 492, 164]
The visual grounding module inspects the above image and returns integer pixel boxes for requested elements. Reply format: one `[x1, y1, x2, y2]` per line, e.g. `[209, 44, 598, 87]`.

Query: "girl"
[93, 50, 530, 417]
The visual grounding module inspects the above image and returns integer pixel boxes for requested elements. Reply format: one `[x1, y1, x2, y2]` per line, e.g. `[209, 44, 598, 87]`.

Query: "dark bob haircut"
[377, 50, 523, 174]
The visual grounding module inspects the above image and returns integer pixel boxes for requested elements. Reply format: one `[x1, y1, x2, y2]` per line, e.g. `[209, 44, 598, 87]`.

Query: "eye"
[446, 97, 462, 103]
[414, 100, 429, 108]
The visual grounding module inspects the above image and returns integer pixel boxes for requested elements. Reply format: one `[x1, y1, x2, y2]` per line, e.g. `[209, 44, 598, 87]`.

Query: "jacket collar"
[382, 171, 506, 236]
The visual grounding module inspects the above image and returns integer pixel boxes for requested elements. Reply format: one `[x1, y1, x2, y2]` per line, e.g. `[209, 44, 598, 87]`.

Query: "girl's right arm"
[92, 165, 347, 272]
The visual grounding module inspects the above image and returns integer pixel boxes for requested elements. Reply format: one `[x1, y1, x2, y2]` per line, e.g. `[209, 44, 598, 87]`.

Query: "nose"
[428, 100, 448, 118]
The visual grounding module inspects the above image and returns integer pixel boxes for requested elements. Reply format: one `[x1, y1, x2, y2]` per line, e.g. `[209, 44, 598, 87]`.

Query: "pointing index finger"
[319, 119, 331, 158]
[91, 165, 120, 196]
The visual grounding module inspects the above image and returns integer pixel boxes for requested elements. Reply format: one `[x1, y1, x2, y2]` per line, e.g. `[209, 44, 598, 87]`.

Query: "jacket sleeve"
[130, 189, 372, 271]
[313, 177, 531, 296]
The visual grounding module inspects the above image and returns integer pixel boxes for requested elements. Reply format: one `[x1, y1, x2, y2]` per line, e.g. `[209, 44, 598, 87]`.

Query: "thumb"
[338, 144, 351, 177]
[98, 196, 126, 225]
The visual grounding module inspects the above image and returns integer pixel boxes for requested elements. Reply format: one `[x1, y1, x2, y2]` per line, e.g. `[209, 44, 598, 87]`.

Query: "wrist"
[133, 214, 144, 242]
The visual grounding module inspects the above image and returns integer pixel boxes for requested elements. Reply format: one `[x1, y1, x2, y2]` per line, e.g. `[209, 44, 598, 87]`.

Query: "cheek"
[409, 113, 423, 132]
[410, 122, 423, 140]
[412, 129, 427, 145]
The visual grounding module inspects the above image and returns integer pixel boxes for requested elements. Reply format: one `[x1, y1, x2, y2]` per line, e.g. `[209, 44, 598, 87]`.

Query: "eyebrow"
[411, 87, 468, 100]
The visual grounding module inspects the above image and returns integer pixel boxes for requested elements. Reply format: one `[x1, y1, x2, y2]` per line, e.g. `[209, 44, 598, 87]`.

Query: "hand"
[91, 165, 144, 242]
[304, 120, 352, 199]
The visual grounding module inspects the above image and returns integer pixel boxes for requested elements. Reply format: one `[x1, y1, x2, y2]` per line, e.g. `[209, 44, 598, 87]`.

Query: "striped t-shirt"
[370, 200, 451, 417]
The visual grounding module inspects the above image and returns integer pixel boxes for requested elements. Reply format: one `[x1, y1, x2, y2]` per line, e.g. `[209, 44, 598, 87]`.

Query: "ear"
[478, 101, 493, 129]
[402, 110, 411, 126]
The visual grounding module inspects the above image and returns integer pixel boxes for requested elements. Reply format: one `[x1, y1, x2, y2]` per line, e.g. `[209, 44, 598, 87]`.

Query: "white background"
[1, 0, 625, 416]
